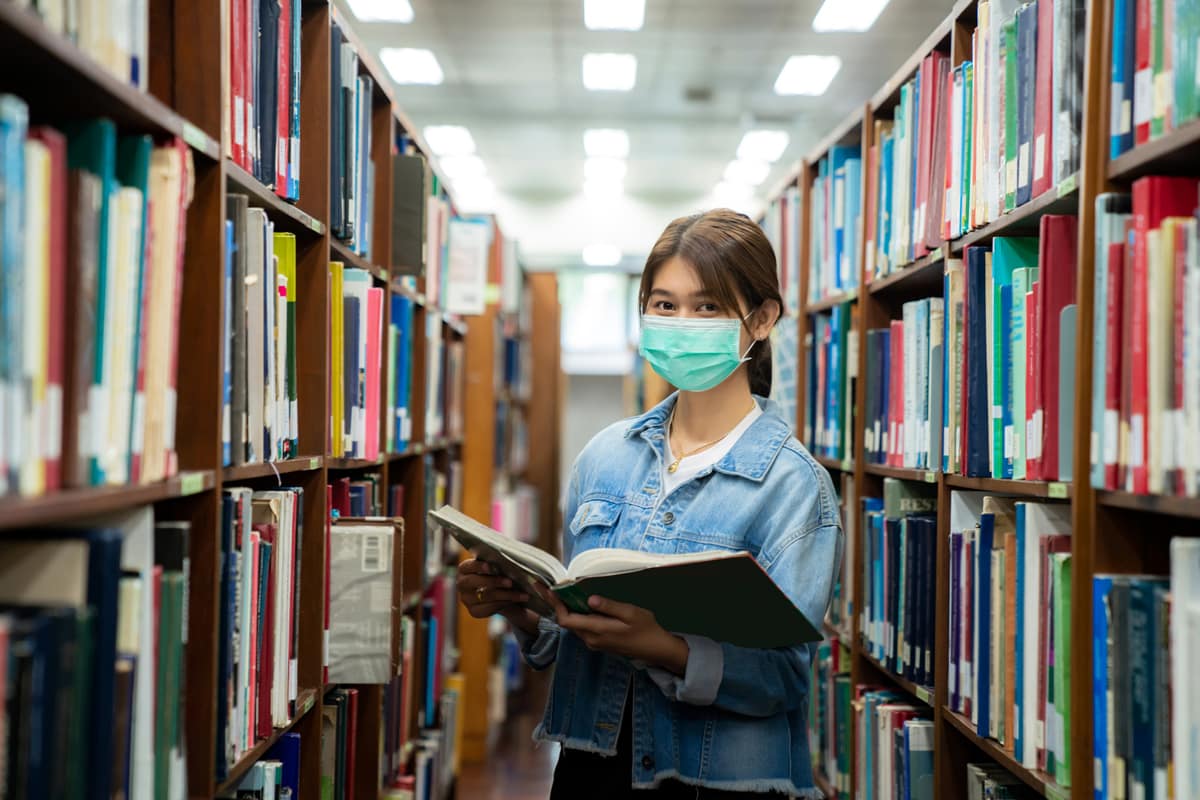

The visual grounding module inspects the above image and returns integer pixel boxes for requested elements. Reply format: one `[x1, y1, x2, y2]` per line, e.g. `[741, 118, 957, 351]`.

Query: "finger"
[458, 559, 496, 576]
[458, 574, 514, 592]
[472, 589, 530, 606]
[586, 595, 638, 622]
[538, 585, 568, 616]
[560, 613, 624, 637]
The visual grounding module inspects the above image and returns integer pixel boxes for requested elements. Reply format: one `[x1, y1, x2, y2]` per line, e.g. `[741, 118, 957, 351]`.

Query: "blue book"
[0, 95, 27, 493]
[948, 531, 963, 710]
[216, 495, 236, 780]
[873, 512, 885, 659]
[845, 156, 863, 289]
[1129, 578, 1168, 800]
[942, 268, 951, 471]
[77, 528, 125, 800]
[288, 0, 301, 200]
[905, 719, 935, 800]
[266, 731, 302, 798]
[223, 219, 234, 466]
[991, 237, 1038, 478]
[879, 131, 895, 275]
[1093, 574, 1115, 800]
[1014, 502, 1027, 763]
[974, 512, 995, 738]
[424, 601, 438, 723]
[964, 246, 992, 477]
[1110, 0, 1134, 157]
[999, 284, 1014, 477]
[910, 69, 921, 260]
[914, 300, 930, 469]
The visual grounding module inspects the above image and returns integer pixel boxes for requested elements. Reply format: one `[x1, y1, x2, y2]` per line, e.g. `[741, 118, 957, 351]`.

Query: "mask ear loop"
[739, 305, 762, 363]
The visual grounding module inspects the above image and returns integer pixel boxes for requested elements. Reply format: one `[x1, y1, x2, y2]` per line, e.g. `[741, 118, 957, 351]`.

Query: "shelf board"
[0, 470, 215, 530]
[389, 444, 427, 459]
[0, 4, 220, 159]
[226, 160, 325, 237]
[867, 249, 945, 301]
[865, 463, 940, 484]
[942, 707, 1066, 799]
[326, 457, 385, 471]
[222, 456, 324, 483]
[216, 688, 319, 795]
[949, 175, 1080, 255]
[861, 651, 933, 706]
[330, 238, 388, 283]
[1095, 490, 1200, 519]
[806, 288, 859, 313]
[815, 454, 855, 473]
[1108, 118, 1200, 182]
[944, 473, 1072, 499]
[390, 280, 427, 307]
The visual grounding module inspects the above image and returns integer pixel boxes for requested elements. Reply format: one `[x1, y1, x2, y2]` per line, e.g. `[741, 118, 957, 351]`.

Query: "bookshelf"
[775, 0, 1199, 797]
[0, 1, 500, 797]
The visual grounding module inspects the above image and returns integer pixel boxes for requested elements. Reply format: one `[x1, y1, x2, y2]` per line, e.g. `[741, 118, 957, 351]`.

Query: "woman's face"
[644, 256, 759, 355]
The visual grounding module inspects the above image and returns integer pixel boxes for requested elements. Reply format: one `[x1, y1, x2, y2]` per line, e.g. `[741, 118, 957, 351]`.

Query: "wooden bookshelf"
[0, 2, 495, 797]
[779, 1, 1164, 797]
[861, 651, 934, 707]
[816, 454, 855, 473]
[805, 287, 859, 313]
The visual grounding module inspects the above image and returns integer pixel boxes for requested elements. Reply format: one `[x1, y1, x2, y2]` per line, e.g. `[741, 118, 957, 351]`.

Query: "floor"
[456, 671, 559, 800]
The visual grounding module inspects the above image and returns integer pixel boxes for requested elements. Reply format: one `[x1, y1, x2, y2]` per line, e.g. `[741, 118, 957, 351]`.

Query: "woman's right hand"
[457, 558, 539, 635]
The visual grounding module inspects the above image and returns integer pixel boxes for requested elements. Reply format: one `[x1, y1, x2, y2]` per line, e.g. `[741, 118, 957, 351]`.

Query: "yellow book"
[330, 261, 345, 458]
[20, 139, 50, 496]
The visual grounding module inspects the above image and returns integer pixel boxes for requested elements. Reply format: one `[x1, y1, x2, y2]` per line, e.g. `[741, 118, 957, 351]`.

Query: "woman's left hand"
[551, 593, 690, 675]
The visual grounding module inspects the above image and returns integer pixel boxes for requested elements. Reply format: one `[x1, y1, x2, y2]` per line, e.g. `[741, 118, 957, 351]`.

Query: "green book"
[991, 238, 1038, 478]
[67, 609, 94, 800]
[155, 572, 184, 800]
[882, 477, 936, 520]
[1052, 551, 1072, 787]
[1011, 266, 1039, 479]
[431, 504, 822, 649]
[1004, 20, 1019, 212]
[1151, 0, 1167, 137]
[1174, 0, 1198, 124]
[116, 135, 153, 479]
[962, 61, 975, 233]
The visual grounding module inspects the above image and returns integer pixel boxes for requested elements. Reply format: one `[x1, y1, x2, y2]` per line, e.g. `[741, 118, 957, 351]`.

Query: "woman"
[457, 209, 843, 799]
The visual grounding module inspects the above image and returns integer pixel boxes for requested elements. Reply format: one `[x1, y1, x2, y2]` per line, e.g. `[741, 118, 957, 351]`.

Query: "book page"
[429, 504, 567, 589]
[564, 547, 748, 583]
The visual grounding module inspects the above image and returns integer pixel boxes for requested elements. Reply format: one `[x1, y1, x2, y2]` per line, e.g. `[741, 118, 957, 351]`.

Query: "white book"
[990, 547, 1004, 741]
[902, 301, 917, 466]
[101, 187, 143, 486]
[1186, 222, 1200, 496]
[20, 140, 49, 496]
[245, 210, 267, 463]
[1172, 539, 1200, 800]
[1147, 229, 1170, 493]
[342, 269, 372, 455]
[275, 272, 288, 461]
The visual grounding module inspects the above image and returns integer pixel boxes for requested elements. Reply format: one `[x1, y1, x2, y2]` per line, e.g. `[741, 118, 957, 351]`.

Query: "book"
[430, 505, 821, 649]
[328, 518, 400, 684]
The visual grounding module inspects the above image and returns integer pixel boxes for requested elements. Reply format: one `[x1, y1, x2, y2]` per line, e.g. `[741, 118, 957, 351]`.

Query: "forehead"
[649, 256, 706, 295]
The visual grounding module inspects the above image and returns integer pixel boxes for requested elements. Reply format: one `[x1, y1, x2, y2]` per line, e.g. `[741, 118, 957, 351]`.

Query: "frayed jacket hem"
[532, 725, 619, 757]
[632, 770, 825, 798]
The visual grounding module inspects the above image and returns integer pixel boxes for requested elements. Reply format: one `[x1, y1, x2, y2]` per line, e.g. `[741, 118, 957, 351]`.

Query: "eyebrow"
[648, 288, 718, 302]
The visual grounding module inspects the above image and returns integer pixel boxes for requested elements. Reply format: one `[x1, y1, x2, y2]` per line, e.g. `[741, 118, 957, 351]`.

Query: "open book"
[429, 505, 821, 649]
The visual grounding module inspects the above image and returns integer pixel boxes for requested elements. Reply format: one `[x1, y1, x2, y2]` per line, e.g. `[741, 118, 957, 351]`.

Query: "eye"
[652, 300, 676, 312]
[697, 302, 720, 314]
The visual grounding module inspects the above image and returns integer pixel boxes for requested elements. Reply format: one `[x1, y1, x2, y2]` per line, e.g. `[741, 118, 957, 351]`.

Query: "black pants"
[549, 694, 787, 799]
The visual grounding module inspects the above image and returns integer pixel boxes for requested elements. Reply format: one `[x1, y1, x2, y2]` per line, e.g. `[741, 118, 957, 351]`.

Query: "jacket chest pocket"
[568, 499, 624, 544]
[670, 523, 750, 556]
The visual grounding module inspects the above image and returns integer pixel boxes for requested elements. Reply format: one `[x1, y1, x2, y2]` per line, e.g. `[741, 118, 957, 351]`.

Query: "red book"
[926, 52, 950, 248]
[1120, 219, 1136, 489]
[1104, 241, 1126, 489]
[1036, 534, 1071, 771]
[231, 0, 245, 167]
[286, 492, 298, 711]
[1173, 224, 1188, 495]
[345, 687, 360, 797]
[1031, 0, 1055, 197]
[1036, 215, 1078, 481]
[255, 522, 277, 738]
[865, 138, 879, 280]
[1135, 0, 1152, 144]
[1026, 281, 1043, 480]
[888, 319, 905, 467]
[333, 476, 351, 517]
[942, 68, 956, 242]
[275, 0, 291, 196]
[365, 287, 383, 460]
[30, 127, 67, 492]
[247, 529, 260, 743]
[164, 139, 192, 477]
[324, 484, 332, 684]
[1130, 177, 1198, 492]
[915, 55, 933, 256]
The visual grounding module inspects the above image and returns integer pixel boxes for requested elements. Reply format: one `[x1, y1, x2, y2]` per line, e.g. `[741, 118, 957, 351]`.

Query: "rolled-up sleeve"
[513, 615, 562, 671]
[644, 633, 724, 705]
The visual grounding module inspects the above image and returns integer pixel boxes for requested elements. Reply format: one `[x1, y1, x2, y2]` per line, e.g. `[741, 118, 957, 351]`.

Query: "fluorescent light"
[423, 125, 475, 157]
[439, 155, 486, 182]
[380, 47, 443, 85]
[712, 181, 756, 214]
[773, 55, 842, 96]
[346, 0, 413, 23]
[723, 159, 771, 186]
[584, 157, 627, 181]
[584, 0, 644, 30]
[583, 244, 623, 267]
[582, 53, 637, 91]
[737, 130, 790, 164]
[583, 128, 630, 158]
[452, 176, 496, 213]
[812, 0, 890, 31]
[584, 177, 623, 198]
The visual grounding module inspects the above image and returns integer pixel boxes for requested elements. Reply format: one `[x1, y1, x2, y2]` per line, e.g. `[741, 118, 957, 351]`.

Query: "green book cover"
[67, 609, 94, 800]
[1004, 20, 1019, 212]
[1151, 0, 1167, 137]
[155, 573, 183, 800]
[835, 674, 851, 796]
[1052, 552, 1072, 787]
[1010, 266, 1039, 479]
[882, 477, 936, 520]
[991, 238, 1038, 478]
[962, 61, 975, 234]
[1174, 0, 1197, 124]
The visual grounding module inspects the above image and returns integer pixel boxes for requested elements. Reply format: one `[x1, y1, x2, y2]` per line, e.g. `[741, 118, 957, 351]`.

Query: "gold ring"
[476, 586, 485, 602]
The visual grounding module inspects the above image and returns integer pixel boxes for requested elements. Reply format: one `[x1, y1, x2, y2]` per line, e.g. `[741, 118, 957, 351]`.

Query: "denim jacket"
[522, 393, 843, 797]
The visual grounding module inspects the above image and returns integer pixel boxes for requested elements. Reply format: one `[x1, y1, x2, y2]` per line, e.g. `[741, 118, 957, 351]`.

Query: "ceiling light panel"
[737, 130, 790, 164]
[380, 47, 443, 85]
[423, 125, 475, 157]
[584, 128, 630, 158]
[723, 159, 771, 186]
[584, 158, 627, 181]
[584, 0, 644, 30]
[582, 53, 637, 91]
[582, 243, 623, 267]
[773, 55, 842, 96]
[812, 0, 890, 32]
[346, 0, 414, 23]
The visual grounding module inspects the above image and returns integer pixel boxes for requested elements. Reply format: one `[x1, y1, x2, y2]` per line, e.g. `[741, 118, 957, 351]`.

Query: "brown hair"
[638, 208, 783, 396]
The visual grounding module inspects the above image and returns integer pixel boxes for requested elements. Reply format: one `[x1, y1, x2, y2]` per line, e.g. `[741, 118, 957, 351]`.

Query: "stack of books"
[810, 145, 863, 300]
[329, 263, 384, 460]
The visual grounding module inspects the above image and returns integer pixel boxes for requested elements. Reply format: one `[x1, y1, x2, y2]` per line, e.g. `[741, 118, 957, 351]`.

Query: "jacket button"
[662, 512, 675, 525]
[642, 755, 654, 770]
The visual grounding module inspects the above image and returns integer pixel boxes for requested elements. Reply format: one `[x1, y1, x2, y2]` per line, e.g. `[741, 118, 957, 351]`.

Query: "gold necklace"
[665, 406, 735, 474]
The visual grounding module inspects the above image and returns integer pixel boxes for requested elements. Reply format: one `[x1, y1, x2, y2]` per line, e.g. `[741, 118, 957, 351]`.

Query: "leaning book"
[430, 505, 822, 649]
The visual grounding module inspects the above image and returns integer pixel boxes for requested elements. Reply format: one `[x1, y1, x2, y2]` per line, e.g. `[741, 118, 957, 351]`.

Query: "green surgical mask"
[638, 313, 755, 392]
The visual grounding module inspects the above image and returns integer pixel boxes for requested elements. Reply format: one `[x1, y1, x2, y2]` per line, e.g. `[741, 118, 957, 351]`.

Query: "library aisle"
[3, 0, 1200, 798]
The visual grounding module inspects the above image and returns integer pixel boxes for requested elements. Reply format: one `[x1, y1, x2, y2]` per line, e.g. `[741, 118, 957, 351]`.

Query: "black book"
[258, 0, 280, 187]
[1015, 1, 1038, 206]
[330, 23, 345, 237]
[391, 153, 428, 276]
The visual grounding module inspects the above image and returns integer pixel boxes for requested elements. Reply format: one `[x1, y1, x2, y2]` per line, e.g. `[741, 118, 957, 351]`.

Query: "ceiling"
[336, 0, 954, 263]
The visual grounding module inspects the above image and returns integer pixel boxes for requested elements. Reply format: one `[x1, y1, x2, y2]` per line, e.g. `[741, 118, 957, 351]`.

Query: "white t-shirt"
[661, 404, 763, 495]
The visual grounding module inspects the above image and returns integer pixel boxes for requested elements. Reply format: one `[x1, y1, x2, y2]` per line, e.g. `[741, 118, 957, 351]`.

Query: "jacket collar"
[624, 392, 792, 482]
